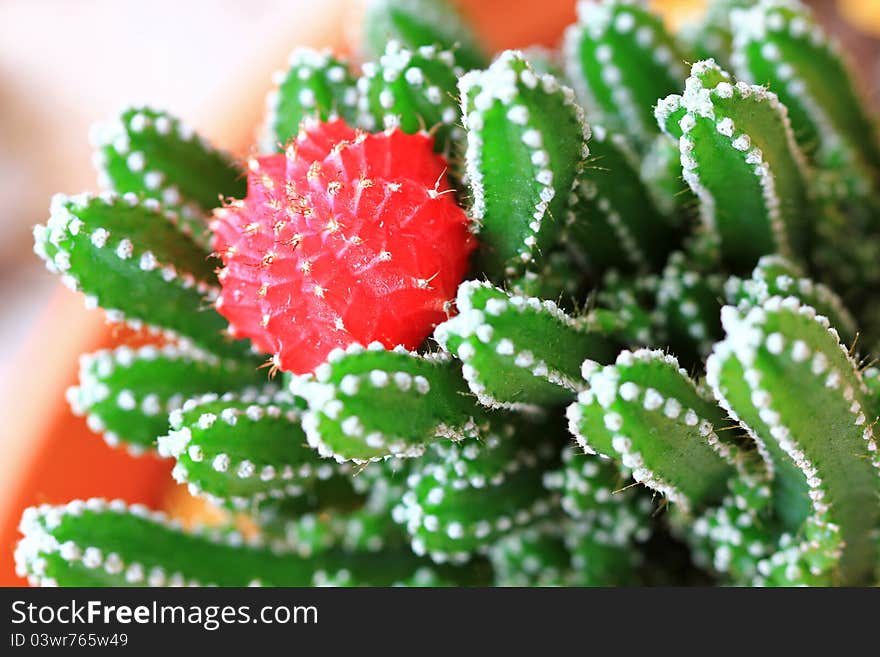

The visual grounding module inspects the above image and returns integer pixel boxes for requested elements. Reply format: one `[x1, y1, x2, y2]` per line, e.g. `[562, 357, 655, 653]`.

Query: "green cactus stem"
[506, 250, 586, 310]
[730, 0, 880, 181]
[358, 41, 464, 155]
[90, 107, 245, 248]
[362, 0, 487, 71]
[434, 280, 615, 410]
[14, 499, 472, 587]
[33, 194, 244, 357]
[656, 59, 813, 271]
[593, 270, 657, 347]
[681, 0, 757, 65]
[157, 388, 356, 510]
[725, 254, 858, 345]
[291, 344, 485, 463]
[565, 124, 678, 272]
[394, 420, 561, 563]
[33, 193, 253, 359]
[707, 295, 880, 584]
[260, 48, 359, 152]
[460, 50, 589, 278]
[68, 344, 263, 454]
[488, 524, 574, 586]
[639, 133, 697, 224]
[653, 251, 724, 363]
[564, 0, 690, 147]
[567, 348, 740, 513]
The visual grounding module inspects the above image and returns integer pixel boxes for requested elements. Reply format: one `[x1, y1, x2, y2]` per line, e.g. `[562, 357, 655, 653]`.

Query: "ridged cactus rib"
[358, 41, 464, 154]
[565, 125, 676, 272]
[260, 49, 359, 153]
[291, 344, 484, 463]
[394, 425, 560, 564]
[725, 254, 857, 344]
[656, 60, 812, 271]
[157, 389, 353, 510]
[68, 344, 263, 454]
[362, 0, 486, 71]
[90, 107, 245, 248]
[15, 500, 452, 587]
[567, 348, 739, 512]
[730, 0, 880, 177]
[563, 0, 689, 146]
[707, 296, 880, 584]
[434, 281, 616, 410]
[33, 193, 251, 359]
[460, 50, 589, 278]
[654, 252, 724, 362]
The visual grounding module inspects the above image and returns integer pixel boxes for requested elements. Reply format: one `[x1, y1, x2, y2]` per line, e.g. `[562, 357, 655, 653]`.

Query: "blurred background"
[0, 0, 878, 584]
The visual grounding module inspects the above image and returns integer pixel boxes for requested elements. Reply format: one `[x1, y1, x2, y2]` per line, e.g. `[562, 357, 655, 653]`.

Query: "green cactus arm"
[593, 270, 658, 347]
[506, 251, 586, 310]
[68, 344, 265, 455]
[157, 389, 356, 510]
[706, 345, 811, 532]
[33, 193, 252, 359]
[688, 464, 843, 585]
[434, 280, 616, 410]
[90, 107, 245, 248]
[563, 0, 689, 146]
[489, 525, 574, 586]
[358, 41, 464, 155]
[725, 254, 858, 345]
[639, 133, 697, 224]
[460, 50, 589, 279]
[707, 296, 880, 584]
[566, 348, 740, 513]
[393, 421, 561, 564]
[361, 0, 487, 71]
[259, 49, 359, 153]
[656, 60, 814, 272]
[864, 367, 880, 425]
[680, 0, 757, 65]
[15, 499, 464, 587]
[730, 0, 880, 175]
[290, 344, 484, 463]
[654, 251, 724, 364]
[565, 125, 678, 272]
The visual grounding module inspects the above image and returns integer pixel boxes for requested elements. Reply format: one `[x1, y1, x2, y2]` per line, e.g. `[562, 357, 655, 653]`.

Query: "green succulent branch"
[460, 50, 589, 278]
[730, 0, 880, 185]
[656, 59, 813, 271]
[33, 192, 253, 359]
[260, 48, 359, 152]
[15, 499, 479, 587]
[291, 344, 485, 463]
[564, 0, 690, 147]
[90, 107, 245, 248]
[434, 280, 615, 410]
[394, 419, 561, 563]
[567, 348, 741, 513]
[358, 41, 464, 155]
[707, 295, 880, 584]
[68, 344, 264, 454]
[565, 124, 679, 272]
[361, 0, 487, 71]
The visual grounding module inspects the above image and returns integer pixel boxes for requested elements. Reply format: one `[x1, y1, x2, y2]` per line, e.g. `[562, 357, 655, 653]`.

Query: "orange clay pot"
[0, 0, 698, 585]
